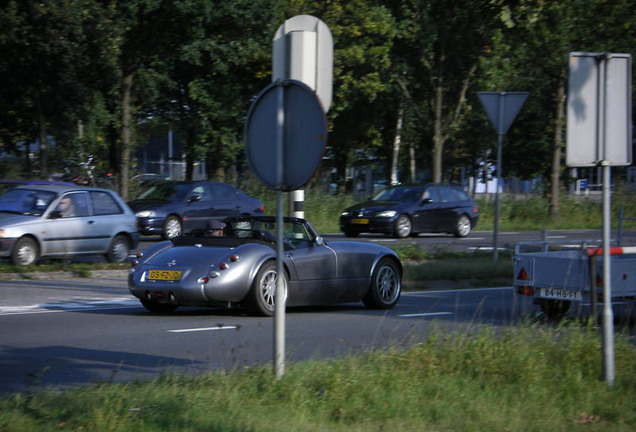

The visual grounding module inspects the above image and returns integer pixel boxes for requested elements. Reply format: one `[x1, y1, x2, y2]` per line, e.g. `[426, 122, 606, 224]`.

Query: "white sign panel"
[566, 52, 632, 167]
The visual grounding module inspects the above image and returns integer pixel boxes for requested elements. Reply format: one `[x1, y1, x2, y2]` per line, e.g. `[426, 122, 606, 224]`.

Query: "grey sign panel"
[477, 91, 529, 135]
[273, 15, 333, 111]
[566, 52, 632, 167]
[244, 80, 327, 191]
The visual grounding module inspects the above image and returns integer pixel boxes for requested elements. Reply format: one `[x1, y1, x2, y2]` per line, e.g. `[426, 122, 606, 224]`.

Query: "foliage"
[1, 0, 635, 209]
[1, 325, 635, 431]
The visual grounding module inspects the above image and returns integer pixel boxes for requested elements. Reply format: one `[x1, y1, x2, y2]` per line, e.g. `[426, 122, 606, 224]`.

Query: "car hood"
[127, 199, 172, 212]
[0, 212, 39, 226]
[344, 200, 405, 213]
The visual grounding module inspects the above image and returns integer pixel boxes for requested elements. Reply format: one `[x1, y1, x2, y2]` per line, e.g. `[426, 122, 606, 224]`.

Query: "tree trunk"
[432, 83, 444, 183]
[37, 93, 49, 177]
[409, 142, 416, 183]
[550, 78, 566, 218]
[120, 73, 133, 200]
[390, 104, 403, 185]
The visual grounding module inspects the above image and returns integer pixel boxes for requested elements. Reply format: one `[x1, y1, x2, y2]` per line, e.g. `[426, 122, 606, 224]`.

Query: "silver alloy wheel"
[259, 269, 277, 311]
[455, 215, 471, 237]
[375, 264, 400, 304]
[108, 235, 130, 262]
[164, 216, 182, 239]
[15, 239, 38, 266]
[395, 214, 412, 238]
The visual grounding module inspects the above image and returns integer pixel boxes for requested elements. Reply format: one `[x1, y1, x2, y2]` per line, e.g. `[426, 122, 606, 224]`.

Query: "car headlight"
[341, 211, 350, 217]
[136, 210, 156, 218]
[377, 210, 397, 218]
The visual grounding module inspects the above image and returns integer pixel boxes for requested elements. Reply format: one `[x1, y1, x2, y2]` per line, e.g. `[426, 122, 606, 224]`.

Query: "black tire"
[106, 234, 130, 263]
[454, 214, 472, 238]
[540, 300, 571, 320]
[247, 261, 287, 317]
[163, 215, 182, 239]
[141, 300, 178, 313]
[363, 258, 402, 309]
[394, 214, 412, 238]
[12, 237, 39, 266]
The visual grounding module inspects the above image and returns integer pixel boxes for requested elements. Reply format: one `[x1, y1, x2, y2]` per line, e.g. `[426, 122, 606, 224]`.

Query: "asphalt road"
[1, 228, 635, 396]
[0, 275, 537, 395]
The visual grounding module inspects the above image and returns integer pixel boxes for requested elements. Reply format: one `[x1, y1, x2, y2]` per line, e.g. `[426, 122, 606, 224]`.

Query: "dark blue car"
[128, 181, 265, 239]
[340, 184, 479, 238]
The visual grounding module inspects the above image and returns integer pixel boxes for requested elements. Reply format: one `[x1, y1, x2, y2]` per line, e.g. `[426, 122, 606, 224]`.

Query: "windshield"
[373, 186, 423, 203]
[0, 189, 58, 216]
[135, 183, 192, 202]
[225, 219, 315, 250]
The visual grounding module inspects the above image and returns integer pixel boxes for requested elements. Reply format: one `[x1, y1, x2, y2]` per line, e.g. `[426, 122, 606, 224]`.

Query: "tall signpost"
[273, 15, 333, 218]
[477, 91, 529, 260]
[566, 52, 632, 387]
[245, 15, 333, 379]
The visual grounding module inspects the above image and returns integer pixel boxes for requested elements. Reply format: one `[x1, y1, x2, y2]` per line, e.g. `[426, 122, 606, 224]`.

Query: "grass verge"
[1, 324, 635, 431]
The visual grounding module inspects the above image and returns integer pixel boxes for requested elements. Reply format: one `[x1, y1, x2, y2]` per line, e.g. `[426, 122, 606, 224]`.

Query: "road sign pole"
[274, 85, 286, 379]
[477, 91, 528, 261]
[601, 161, 615, 387]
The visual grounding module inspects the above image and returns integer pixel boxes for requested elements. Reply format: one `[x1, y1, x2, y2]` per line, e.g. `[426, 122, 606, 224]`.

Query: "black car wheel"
[454, 214, 472, 238]
[248, 261, 287, 317]
[106, 234, 130, 262]
[363, 258, 401, 309]
[12, 237, 39, 266]
[394, 214, 412, 238]
[163, 215, 182, 239]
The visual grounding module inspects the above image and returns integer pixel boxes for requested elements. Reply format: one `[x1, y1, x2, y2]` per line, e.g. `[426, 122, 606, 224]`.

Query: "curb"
[0, 270, 129, 281]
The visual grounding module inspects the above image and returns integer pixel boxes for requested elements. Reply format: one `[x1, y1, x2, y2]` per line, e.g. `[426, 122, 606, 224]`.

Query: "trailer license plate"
[539, 288, 582, 301]
[148, 270, 182, 281]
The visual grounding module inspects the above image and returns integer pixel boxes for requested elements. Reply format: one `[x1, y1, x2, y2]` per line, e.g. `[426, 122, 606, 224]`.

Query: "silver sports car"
[128, 216, 402, 316]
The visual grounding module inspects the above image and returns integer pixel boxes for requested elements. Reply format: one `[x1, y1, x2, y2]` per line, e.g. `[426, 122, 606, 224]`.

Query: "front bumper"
[339, 216, 395, 235]
[136, 217, 165, 235]
[0, 238, 17, 257]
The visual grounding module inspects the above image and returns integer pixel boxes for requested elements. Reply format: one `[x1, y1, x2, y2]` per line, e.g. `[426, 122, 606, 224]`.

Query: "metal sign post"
[566, 52, 632, 387]
[477, 91, 529, 261]
[245, 79, 327, 379]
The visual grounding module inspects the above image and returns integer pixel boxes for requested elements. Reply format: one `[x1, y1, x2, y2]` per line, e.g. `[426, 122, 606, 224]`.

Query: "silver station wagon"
[0, 185, 139, 266]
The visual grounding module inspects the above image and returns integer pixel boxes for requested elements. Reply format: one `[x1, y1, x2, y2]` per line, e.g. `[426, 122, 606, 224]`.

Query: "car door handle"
[88, 220, 95, 224]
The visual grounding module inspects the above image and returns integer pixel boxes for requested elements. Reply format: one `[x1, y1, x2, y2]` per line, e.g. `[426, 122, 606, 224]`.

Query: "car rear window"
[90, 191, 123, 215]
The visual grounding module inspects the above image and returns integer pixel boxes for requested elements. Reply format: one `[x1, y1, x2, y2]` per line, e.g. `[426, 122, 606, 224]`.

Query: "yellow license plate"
[352, 218, 369, 224]
[148, 270, 182, 281]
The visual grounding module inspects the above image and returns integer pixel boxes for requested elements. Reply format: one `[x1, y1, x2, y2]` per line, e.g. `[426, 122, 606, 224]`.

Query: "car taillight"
[131, 260, 138, 267]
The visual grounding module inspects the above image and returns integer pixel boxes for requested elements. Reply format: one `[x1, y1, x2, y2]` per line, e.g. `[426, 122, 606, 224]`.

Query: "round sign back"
[244, 79, 327, 191]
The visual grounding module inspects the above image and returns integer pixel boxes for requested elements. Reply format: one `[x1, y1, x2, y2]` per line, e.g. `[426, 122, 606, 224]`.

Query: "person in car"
[56, 197, 76, 217]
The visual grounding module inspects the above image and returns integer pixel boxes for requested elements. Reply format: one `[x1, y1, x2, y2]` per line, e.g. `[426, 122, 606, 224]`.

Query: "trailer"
[513, 243, 636, 319]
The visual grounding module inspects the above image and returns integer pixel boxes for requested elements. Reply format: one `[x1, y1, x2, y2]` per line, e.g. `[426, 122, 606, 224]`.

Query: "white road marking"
[169, 326, 239, 333]
[0, 298, 138, 316]
[398, 312, 453, 318]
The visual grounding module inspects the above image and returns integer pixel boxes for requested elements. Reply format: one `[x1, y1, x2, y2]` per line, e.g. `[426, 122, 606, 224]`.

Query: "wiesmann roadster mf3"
[128, 216, 402, 316]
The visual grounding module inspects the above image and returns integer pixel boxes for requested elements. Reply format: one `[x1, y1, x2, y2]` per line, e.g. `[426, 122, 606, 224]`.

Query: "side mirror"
[315, 236, 325, 246]
[188, 195, 202, 203]
[49, 210, 63, 219]
[421, 198, 433, 205]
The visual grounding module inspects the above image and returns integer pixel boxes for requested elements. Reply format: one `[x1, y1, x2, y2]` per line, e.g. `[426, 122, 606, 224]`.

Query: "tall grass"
[243, 184, 636, 234]
[2, 324, 635, 431]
